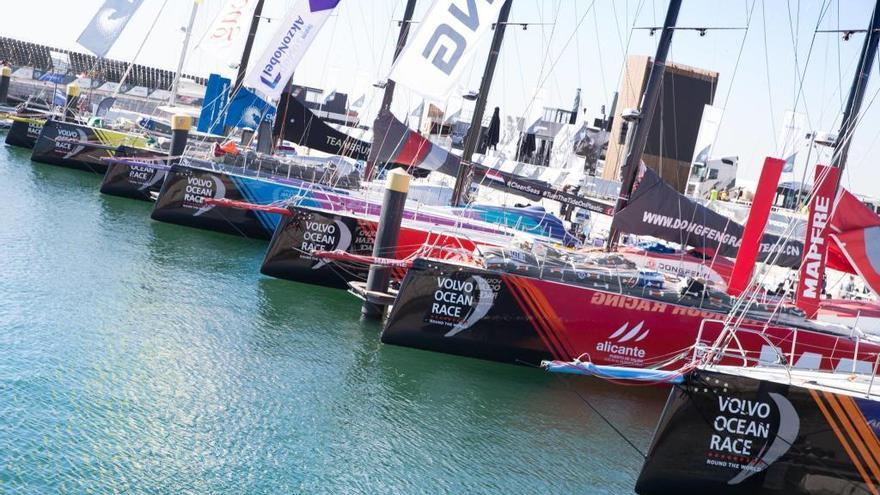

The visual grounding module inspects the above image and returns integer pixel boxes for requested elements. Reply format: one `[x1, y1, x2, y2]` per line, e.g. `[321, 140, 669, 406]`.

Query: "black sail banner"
[611, 165, 803, 268]
[274, 92, 371, 161]
[370, 111, 615, 215]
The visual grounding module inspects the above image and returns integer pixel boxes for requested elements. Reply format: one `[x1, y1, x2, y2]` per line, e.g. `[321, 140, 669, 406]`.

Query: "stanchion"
[361, 168, 411, 320]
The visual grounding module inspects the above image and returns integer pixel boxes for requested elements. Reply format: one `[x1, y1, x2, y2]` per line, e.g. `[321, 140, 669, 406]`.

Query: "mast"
[364, 0, 418, 182]
[607, 0, 682, 248]
[234, 0, 267, 92]
[169, 0, 200, 107]
[450, 0, 513, 206]
[381, 0, 419, 112]
[831, 0, 880, 186]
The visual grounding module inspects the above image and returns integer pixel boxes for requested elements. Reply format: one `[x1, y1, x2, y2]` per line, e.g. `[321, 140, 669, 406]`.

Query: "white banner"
[388, 0, 506, 100]
[198, 0, 259, 54]
[243, 0, 340, 101]
[690, 104, 723, 165]
[776, 110, 806, 173]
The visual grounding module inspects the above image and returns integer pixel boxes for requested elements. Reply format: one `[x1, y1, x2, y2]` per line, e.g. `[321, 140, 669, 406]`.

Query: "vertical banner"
[727, 157, 785, 296]
[796, 164, 840, 318]
[777, 111, 806, 173]
[243, 0, 341, 101]
[387, 0, 507, 100]
[690, 104, 723, 166]
[198, 74, 231, 135]
[77, 0, 145, 57]
[200, 0, 259, 52]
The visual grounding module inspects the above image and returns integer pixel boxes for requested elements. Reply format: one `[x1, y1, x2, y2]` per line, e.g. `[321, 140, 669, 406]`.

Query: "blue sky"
[7, 0, 880, 197]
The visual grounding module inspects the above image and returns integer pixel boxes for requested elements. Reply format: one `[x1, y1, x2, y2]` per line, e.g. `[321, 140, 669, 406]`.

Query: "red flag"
[830, 227, 880, 298]
[728, 157, 785, 296]
[796, 164, 840, 318]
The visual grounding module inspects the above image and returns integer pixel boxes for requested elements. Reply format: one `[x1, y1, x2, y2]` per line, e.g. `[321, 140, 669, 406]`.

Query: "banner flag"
[243, 0, 341, 101]
[226, 87, 276, 130]
[690, 105, 722, 166]
[198, 74, 231, 135]
[388, 0, 506, 100]
[777, 111, 806, 173]
[77, 0, 145, 57]
[199, 0, 259, 52]
[727, 157, 785, 296]
[795, 164, 840, 318]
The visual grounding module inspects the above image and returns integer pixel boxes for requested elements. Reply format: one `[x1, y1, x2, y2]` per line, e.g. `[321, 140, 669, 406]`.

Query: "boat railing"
[694, 318, 880, 379]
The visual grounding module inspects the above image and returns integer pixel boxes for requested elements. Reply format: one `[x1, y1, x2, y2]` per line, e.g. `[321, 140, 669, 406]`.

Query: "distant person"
[709, 188, 719, 201]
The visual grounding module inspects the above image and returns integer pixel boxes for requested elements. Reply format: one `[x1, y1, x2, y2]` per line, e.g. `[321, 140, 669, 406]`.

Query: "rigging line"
[788, 0, 833, 133]
[552, 373, 647, 460]
[591, 2, 609, 106]
[614, 0, 649, 119]
[525, 0, 598, 118]
[686, 0, 757, 279]
[761, 0, 778, 150]
[114, 0, 171, 100]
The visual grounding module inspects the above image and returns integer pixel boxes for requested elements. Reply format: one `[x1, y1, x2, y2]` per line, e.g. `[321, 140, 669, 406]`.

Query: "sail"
[611, 164, 804, 268]
[370, 111, 614, 215]
[244, 0, 341, 101]
[274, 92, 371, 161]
[387, 0, 507, 100]
[77, 0, 145, 57]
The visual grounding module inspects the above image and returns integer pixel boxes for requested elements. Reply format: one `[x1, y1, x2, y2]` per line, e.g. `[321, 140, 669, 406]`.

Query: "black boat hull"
[5, 117, 43, 149]
[260, 207, 377, 289]
[636, 369, 880, 494]
[31, 119, 147, 173]
[151, 164, 275, 239]
[99, 146, 169, 201]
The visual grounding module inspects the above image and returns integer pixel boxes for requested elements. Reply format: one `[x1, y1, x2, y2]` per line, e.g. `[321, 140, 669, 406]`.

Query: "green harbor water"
[0, 141, 667, 494]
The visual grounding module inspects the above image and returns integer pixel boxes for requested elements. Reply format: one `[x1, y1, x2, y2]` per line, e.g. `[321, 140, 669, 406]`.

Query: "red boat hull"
[382, 259, 880, 372]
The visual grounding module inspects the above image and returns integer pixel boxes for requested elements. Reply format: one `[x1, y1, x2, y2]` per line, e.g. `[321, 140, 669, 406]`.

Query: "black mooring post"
[362, 168, 411, 320]
[0, 66, 11, 106]
[170, 114, 192, 165]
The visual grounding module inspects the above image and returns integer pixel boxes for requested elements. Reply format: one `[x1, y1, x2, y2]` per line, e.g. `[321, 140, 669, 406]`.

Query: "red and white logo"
[596, 321, 650, 363]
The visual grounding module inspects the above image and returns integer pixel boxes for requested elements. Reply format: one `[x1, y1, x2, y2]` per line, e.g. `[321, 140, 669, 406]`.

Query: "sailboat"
[150, 0, 580, 255]
[294, 0, 880, 379]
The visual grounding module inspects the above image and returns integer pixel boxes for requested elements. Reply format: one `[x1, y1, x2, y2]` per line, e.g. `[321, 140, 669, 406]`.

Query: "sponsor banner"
[77, 0, 145, 57]
[796, 164, 840, 317]
[226, 87, 276, 130]
[388, 0, 506, 100]
[690, 104, 722, 166]
[611, 165, 804, 268]
[275, 91, 371, 160]
[199, 0, 259, 53]
[244, 0, 341, 101]
[197, 74, 231, 135]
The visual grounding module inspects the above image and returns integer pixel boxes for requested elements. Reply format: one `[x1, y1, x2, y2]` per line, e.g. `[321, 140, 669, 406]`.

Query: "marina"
[4, 0, 880, 493]
[0, 145, 664, 493]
